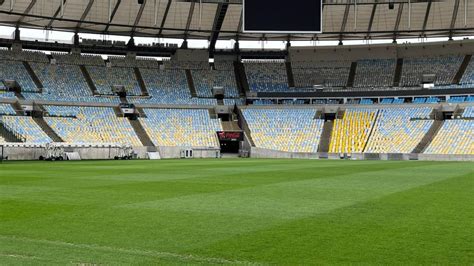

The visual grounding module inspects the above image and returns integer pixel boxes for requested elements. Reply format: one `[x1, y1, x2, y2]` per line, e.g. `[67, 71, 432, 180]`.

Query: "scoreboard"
[243, 0, 322, 33]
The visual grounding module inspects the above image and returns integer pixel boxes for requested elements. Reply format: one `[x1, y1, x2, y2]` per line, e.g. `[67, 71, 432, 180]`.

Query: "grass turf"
[0, 159, 472, 264]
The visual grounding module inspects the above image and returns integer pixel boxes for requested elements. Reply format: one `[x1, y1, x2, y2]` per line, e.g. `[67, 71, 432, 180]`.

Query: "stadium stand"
[0, 104, 16, 115]
[462, 106, 474, 118]
[191, 69, 240, 98]
[353, 59, 396, 88]
[86, 66, 142, 95]
[52, 53, 104, 66]
[0, 116, 52, 143]
[244, 60, 290, 92]
[424, 120, 473, 154]
[0, 60, 39, 92]
[43, 106, 141, 146]
[292, 60, 351, 88]
[364, 107, 433, 153]
[329, 108, 378, 153]
[242, 109, 324, 153]
[108, 56, 160, 69]
[400, 55, 463, 86]
[139, 108, 222, 147]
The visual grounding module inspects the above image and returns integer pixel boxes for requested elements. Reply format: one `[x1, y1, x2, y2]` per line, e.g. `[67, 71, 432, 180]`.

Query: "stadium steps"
[22, 61, 43, 93]
[80, 65, 99, 95]
[0, 122, 25, 142]
[119, 96, 128, 104]
[135, 107, 147, 118]
[236, 108, 255, 147]
[128, 119, 156, 151]
[32, 117, 64, 142]
[452, 106, 464, 119]
[113, 107, 123, 117]
[393, 58, 403, 87]
[318, 121, 334, 153]
[346, 62, 357, 87]
[453, 55, 472, 84]
[217, 99, 224, 105]
[185, 70, 198, 97]
[362, 110, 380, 152]
[208, 108, 217, 119]
[234, 61, 250, 96]
[285, 61, 295, 88]
[412, 120, 444, 154]
[13, 90, 25, 100]
[221, 121, 241, 131]
[11, 102, 24, 115]
[134, 68, 149, 96]
[336, 108, 345, 119]
[314, 110, 323, 119]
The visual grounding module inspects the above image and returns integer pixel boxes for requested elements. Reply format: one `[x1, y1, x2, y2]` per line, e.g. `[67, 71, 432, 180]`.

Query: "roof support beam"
[76, 0, 95, 30]
[104, 0, 122, 33]
[184, 1, 196, 37]
[339, 1, 351, 44]
[131, 0, 147, 36]
[449, 0, 461, 39]
[421, 0, 432, 37]
[46, 0, 67, 29]
[16, 0, 37, 25]
[393, 2, 404, 41]
[366, 2, 377, 39]
[158, 0, 173, 36]
[209, 1, 229, 55]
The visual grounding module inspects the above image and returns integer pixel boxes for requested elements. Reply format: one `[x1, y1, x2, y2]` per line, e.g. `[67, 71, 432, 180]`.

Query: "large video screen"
[243, 0, 322, 33]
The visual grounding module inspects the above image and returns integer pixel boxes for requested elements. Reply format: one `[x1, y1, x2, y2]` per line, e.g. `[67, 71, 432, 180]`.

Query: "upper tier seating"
[400, 55, 463, 86]
[242, 108, 324, 153]
[424, 120, 473, 154]
[87, 66, 142, 95]
[329, 108, 378, 153]
[26, 63, 105, 103]
[108, 56, 160, 69]
[354, 59, 396, 88]
[462, 106, 474, 118]
[0, 116, 52, 143]
[364, 107, 433, 153]
[52, 53, 104, 66]
[244, 61, 290, 92]
[0, 103, 16, 115]
[292, 61, 351, 88]
[0, 60, 39, 92]
[0, 50, 48, 63]
[44, 106, 141, 146]
[0, 90, 16, 99]
[192, 69, 240, 98]
[130, 69, 216, 105]
[460, 57, 474, 85]
[163, 60, 209, 70]
[140, 108, 222, 147]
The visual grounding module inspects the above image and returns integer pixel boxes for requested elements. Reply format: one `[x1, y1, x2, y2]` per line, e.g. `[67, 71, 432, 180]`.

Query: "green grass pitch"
[0, 159, 473, 264]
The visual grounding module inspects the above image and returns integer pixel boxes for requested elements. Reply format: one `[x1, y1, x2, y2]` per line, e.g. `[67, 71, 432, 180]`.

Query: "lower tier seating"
[0, 116, 52, 143]
[364, 107, 433, 153]
[0, 104, 16, 115]
[44, 106, 142, 146]
[140, 108, 222, 147]
[329, 108, 378, 153]
[424, 120, 473, 154]
[242, 109, 324, 153]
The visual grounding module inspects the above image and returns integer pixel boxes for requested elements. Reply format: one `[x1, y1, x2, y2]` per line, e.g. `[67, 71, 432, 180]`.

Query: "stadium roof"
[0, 0, 473, 43]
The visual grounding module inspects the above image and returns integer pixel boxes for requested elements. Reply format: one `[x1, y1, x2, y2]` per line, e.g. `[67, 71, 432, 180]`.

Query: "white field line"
[0, 235, 257, 264]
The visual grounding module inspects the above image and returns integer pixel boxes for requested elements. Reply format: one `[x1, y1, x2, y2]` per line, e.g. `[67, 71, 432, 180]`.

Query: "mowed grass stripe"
[0, 159, 472, 264]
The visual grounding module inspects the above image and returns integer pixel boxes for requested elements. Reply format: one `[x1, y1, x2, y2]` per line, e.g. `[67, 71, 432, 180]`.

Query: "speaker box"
[138, 0, 144, 4]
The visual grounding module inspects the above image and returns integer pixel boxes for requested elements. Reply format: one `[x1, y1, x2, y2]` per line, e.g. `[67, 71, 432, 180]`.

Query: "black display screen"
[243, 0, 322, 33]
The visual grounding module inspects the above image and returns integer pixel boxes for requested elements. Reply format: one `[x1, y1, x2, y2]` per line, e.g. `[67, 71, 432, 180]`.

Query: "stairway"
[113, 107, 123, 117]
[11, 102, 24, 115]
[236, 108, 255, 146]
[217, 99, 224, 105]
[221, 121, 241, 131]
[362, 111, 380, 152]
[412, 120, 444, 154]
[285, 61, 295, 88]
[22, 61, 43, 92]
[134, 67, 149, 96]
[452, 55, 472, 84]
[393, 58, 403, 87]
[128, 119, 156, 150]
[452, 106, 464, 119]
[32, 117, 63, 142]
[318, 121, 334, 153]
[233, 61, 249, 96]
[13, 90, 25, 100]
[185, 70, 198, 97]
[136, 107, 147, 118]
[119, 96, 128, 104]
[80, 65, 99, 95]
[346, 62, 357, 87]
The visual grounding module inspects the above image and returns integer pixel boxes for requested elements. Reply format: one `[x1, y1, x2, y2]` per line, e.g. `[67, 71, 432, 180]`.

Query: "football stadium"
[0, 0, 473, 264]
